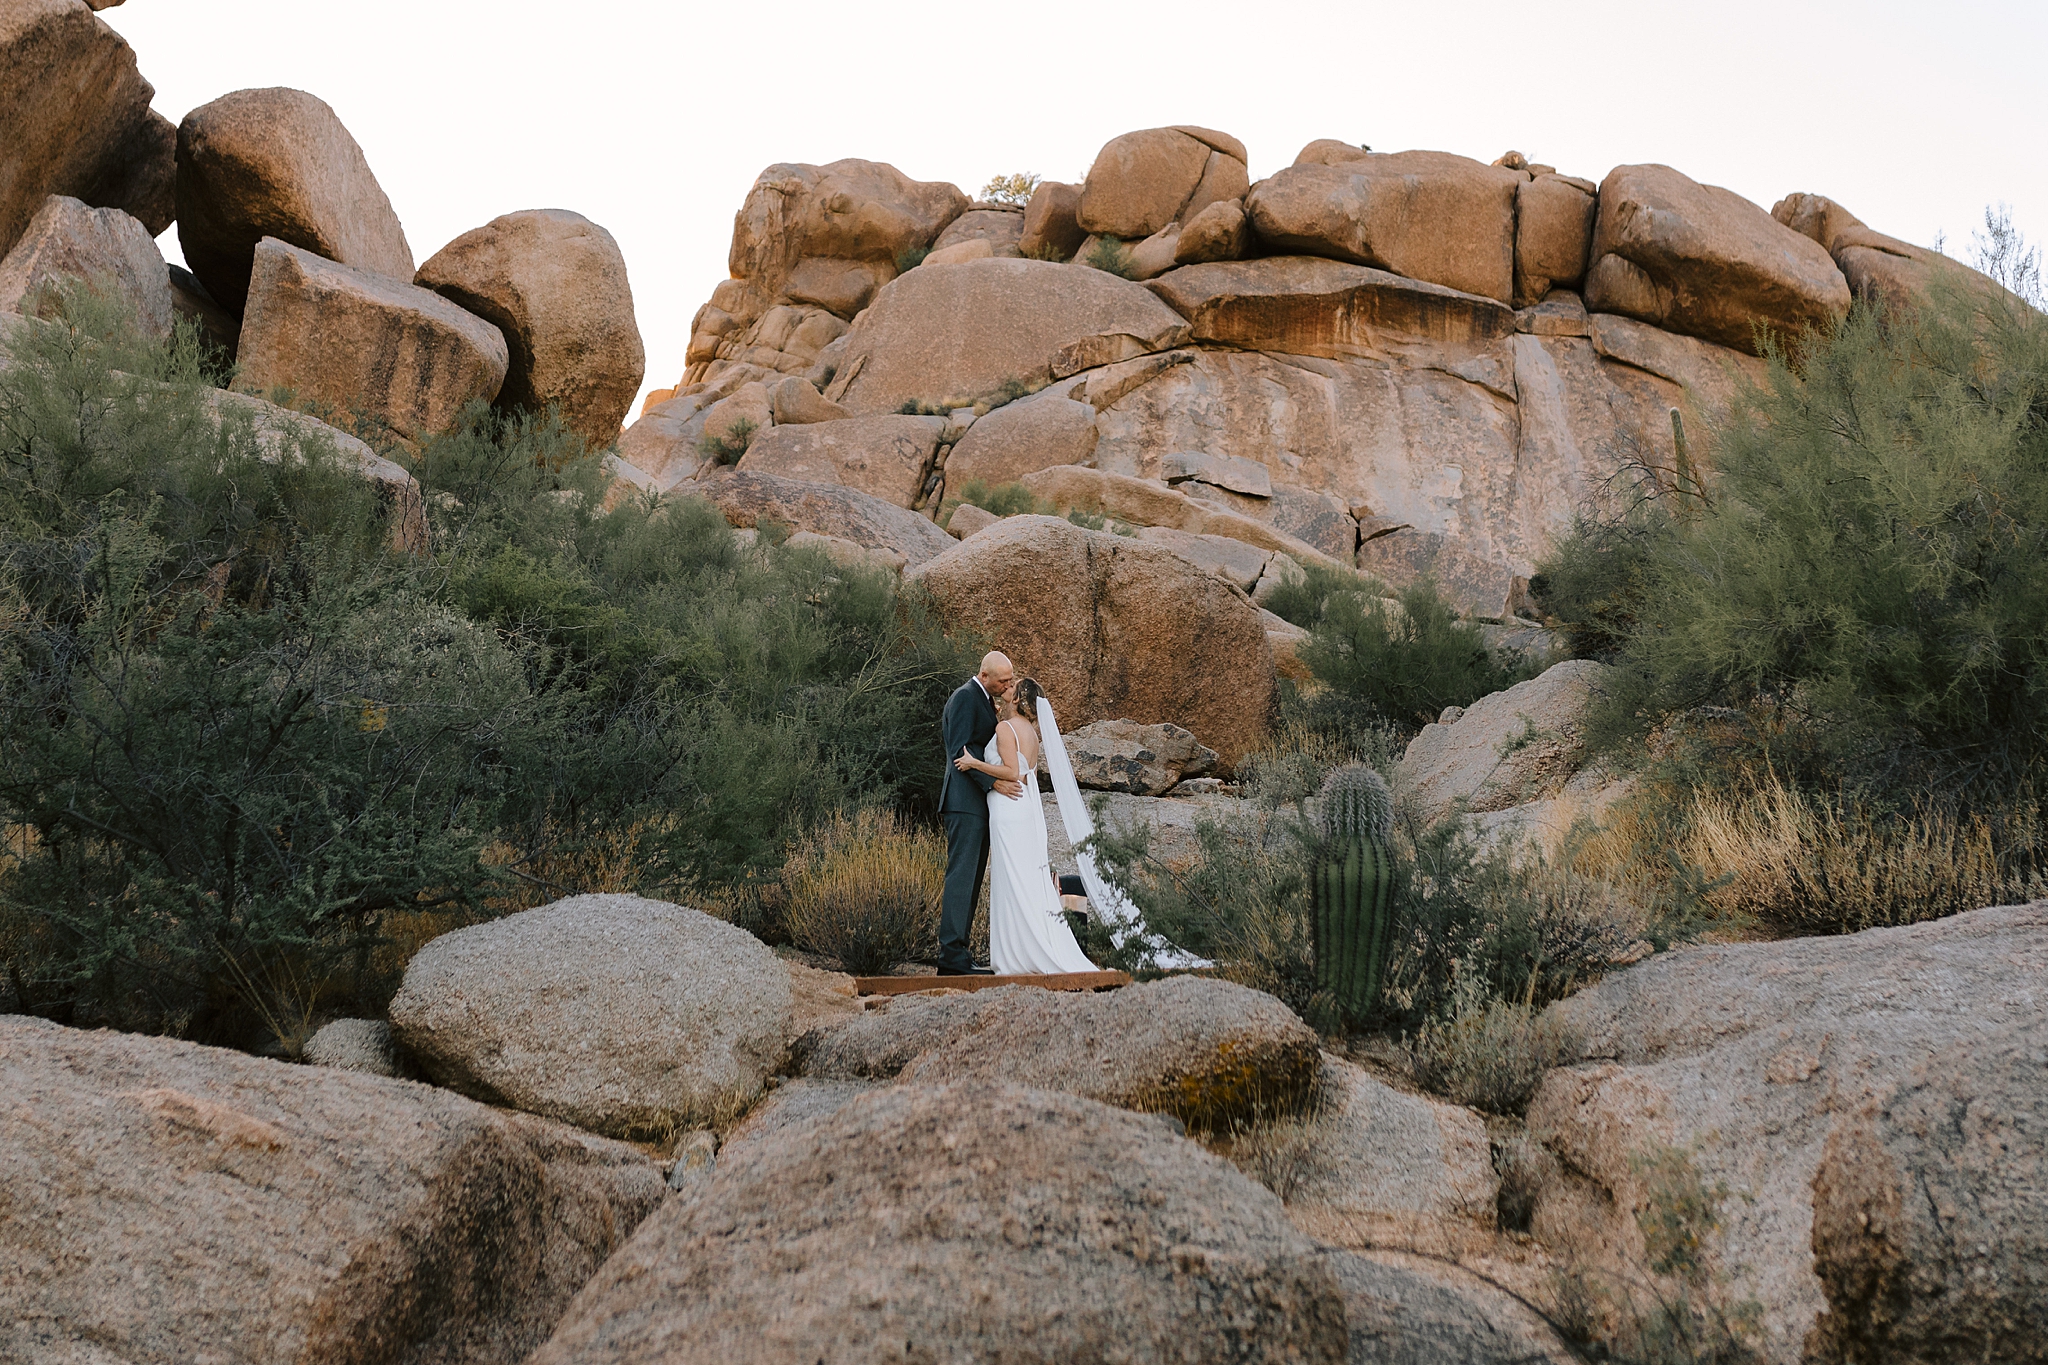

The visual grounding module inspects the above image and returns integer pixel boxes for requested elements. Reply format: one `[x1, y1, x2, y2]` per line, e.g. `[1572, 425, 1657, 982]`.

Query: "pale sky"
[107, 0, 2046, 425]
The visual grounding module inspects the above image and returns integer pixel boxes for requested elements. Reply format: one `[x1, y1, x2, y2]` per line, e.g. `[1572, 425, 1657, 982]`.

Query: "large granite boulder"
[1064, 718, 1219, 796]
[1514, 173, 1598, 306]
[1020, 464, 1344, 566]
[1246, 151, 1525, 304]
[527, 1083, 1348, 1365]
[907, 515, 1276, 768]
[0, 194, 170, 339]
[415, 208, 645, 448]
[175, 87, 415, 316]
[233, 237, 507, 442]
[1399, 659, 1609, 821]
[389, 893, 793, 1138]
[941, 386, 1099, 489]
[930, 202, 1024, 256]
[1584, 163, 1850, 354]
[1321, 1251, 1577, 1365]
[795, 975, 1320, 1133]
[1077, 125, 1250, 242]
[827, 256, 1188, 415]
[681, 467, 956, 566]
[1018, 178, 1085, 259]
[1528, 902, 2048, 1365]
[1772, 191, 2021, 315]
[0, 0, 171, 258]
[0, 1015, 665, 1365]
[733, 412, 946, 507]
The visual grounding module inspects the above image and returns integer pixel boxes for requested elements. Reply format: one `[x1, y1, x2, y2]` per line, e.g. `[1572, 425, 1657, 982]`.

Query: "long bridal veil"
[1037, 696, 1210, 970]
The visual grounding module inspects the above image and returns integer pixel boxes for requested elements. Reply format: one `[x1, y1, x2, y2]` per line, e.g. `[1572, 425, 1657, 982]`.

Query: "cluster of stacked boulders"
[2, 0, 645, 469]
[604, 122, 2013, 761]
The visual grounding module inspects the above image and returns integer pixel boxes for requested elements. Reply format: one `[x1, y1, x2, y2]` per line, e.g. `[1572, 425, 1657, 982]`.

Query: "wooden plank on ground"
[852, 969, 1131, 997]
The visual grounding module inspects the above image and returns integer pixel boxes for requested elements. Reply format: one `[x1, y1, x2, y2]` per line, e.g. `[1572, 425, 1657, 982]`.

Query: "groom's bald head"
[978, 651, 1015, 697]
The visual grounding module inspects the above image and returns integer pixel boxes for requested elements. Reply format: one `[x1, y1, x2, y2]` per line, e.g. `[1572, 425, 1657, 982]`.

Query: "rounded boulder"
[907, 514, 1275, 768]
[416, 208, 646, 449]
[526, 1083, 1349, 1365]
[389, 894, 792, 1139]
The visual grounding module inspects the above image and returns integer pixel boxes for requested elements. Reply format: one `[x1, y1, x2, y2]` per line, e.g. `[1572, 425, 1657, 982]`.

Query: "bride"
[951, 677, 1099, 975]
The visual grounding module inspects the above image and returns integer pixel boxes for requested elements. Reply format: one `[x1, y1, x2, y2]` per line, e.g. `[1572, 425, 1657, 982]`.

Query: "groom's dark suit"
[937, 677, 998, 972]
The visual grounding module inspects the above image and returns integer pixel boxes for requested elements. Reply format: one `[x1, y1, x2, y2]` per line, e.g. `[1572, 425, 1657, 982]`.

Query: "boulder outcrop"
[930, 202, 1025, 256]
[1021, 465, 1344, 566]
[682, 468, 956, 566]
[415, 208, 644, 447]
[0, 0, 169, 258]
[828, 257, 1188, 415]
[389, 893, 793, 1139]
[0, 194, 171, 339]
[908, 515, 1276, 767]
[1246, 151, 1524, 304]
[233, 237, 507, 442]
[302, 1018, 401, 1076]
[1584, 163, 1850, 354]
[1064, 718, 1219, 796]
[1077, 125, 1250, 243]
[527, 1083, 1349, 1365]
[1399, 659, 1608, 819]
[1147, 255, 1517, 358]
[1772, 190, 2019, 314]
[175, 87, 415, 316]
[795, 974, 1319, 1133]
[0, 1015, 665, 1365]
[1529, 902, 2048, 1365]
[734, 412, 946, 507]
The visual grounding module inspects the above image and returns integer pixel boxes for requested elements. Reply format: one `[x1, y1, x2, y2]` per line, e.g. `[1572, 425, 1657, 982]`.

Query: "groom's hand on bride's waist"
[993, 778, 1024, 799]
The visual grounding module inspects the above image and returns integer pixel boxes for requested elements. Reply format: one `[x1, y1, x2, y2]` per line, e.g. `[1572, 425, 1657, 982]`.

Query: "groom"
[936, 651, 1021, 975]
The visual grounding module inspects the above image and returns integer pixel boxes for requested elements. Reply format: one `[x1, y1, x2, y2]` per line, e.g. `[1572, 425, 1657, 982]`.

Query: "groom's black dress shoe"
[937, 962, 996, 976]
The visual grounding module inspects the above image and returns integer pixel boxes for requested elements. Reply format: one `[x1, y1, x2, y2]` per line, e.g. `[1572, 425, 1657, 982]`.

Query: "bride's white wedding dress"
[984, 721, 1099, 975]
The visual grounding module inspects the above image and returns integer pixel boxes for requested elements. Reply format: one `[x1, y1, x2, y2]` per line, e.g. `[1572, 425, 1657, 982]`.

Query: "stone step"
[852, 970, 1130, 997]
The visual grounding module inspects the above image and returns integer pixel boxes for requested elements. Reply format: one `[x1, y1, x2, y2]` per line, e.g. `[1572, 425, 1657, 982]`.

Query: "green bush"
[0, 304, 982, 1042]
[1537, 284, 2048, 795]
[780, 807, 944, 973]
[1296, 577, 1539, 730]
[695, 416, 756, 465]
[1083, 236, 1137, 279]
[1407, 981, 1581, 1115]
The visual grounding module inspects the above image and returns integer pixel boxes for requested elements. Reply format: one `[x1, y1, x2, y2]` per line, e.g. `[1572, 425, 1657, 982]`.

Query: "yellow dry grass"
[782, 807, 946, 974]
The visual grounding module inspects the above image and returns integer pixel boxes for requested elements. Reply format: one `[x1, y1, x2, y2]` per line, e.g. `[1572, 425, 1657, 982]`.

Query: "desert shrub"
[947, 478, 1052, 519]
[1022, 240, 1072, 263]
[0, 307, 982, 1042]
[893, 244, 930, 273]
[695, 416, 756, 465]
[1407, 975, 1582, 1115]
[1298, 578, 1540, 730]
[0, 306, 520, 1038]
[980, 172, 1040, 205]
[1538, 281, 2048, 798]
[781, 807, 944, 973]
[1256, 559, 1382, 630]
[1083, 236, 1137, 279]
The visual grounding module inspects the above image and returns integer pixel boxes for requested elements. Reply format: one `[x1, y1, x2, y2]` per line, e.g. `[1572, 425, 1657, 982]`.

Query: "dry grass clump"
[1674, 775, 2042, 936]
[781, 807, 944, 974]
[1572, 773, 2045, 940]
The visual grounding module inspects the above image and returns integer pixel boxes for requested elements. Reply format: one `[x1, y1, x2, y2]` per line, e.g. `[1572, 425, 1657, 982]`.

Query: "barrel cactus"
[1310, 764, 1397, 1022]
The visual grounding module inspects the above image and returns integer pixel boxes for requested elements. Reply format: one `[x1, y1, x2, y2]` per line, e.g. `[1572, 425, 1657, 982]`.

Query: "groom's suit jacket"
[939, 678, 999, 815]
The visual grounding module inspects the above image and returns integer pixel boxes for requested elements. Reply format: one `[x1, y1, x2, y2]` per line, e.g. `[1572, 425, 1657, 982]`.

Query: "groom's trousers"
[939, 811, 990, 970]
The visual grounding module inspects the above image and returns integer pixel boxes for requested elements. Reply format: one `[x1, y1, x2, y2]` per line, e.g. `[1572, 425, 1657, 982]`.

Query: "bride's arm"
[953, 726, 1025, 782]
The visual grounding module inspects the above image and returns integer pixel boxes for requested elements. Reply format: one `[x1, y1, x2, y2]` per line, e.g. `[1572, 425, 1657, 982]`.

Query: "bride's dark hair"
[1011, 677, 1047, 717]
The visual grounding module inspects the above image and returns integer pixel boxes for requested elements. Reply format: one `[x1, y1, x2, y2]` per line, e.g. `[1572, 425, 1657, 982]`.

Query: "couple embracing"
[935, 652, 1099, 976]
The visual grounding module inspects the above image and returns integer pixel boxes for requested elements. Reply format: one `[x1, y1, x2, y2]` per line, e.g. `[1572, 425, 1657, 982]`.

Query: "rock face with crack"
[1527, 902, 2048, 1364]
[0, 1015, 665, 1365]
[526, 1083, 1351, 1365]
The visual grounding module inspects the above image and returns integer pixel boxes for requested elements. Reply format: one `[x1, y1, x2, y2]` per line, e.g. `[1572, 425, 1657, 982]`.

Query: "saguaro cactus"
[1310, 764, 1396, 1021]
